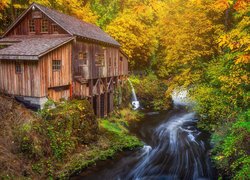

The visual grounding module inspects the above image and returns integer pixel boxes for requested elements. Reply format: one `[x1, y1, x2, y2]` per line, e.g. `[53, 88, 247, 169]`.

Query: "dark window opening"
[95, 46, 105, 66]
[29, 19, 35, 33]
[120, 56, 123, 61]
[15, 62, 22, 74]
[95, 53, 105, 66]
[78, 52, 87, 65]
[52, 60, 61, 71]
[41, 19, 48, 32]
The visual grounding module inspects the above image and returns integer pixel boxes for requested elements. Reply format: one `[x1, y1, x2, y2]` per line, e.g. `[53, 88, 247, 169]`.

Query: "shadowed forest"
[0, 0, 249, 179]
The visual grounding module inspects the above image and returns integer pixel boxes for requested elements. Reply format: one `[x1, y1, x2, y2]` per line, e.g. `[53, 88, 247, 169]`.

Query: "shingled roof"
[2, 3, 120, 47]
[0, 35, 74, 60]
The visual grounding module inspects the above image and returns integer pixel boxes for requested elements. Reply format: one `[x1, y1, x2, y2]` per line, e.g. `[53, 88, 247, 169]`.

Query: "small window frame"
[41, 19, 48, 33]
[95, 53, 105, 66]
[15, 61, 22, 74]
[52, 60, 61, 71]
[28, 19, 35, 33]
[95, 47, 106, 67]
[78, 51, 88, 66]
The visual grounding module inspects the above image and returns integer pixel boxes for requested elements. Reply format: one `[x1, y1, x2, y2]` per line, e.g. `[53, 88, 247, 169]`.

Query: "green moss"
[11, 99, 142, 179]
[57, 108, 143, 179]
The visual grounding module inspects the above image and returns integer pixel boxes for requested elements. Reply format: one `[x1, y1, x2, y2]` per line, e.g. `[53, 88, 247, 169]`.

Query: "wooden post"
[89, 79, 93, 105]
[104, 78, 108, 117]
[97, 79, 101, 118]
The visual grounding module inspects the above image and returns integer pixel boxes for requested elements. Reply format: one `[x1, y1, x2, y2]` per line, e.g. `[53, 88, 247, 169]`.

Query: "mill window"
[15, 62, 22, 74]
[52, 60, 61, 71]
[95, 47, 105, 66]
[95, 53, 105, 66]
[41, 19, 48, 32]
[78, 52, 87, 65]
[29, 19, 35, 33]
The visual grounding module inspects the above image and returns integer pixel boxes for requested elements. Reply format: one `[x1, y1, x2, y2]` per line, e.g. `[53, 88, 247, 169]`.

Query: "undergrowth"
[0, 95, 142, 179]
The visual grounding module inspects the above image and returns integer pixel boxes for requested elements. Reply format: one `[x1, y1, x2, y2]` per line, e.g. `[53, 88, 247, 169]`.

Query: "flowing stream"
[72, 92, 216, 180]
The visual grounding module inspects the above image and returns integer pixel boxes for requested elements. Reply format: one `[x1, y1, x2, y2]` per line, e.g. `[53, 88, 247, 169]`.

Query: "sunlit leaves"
[106, 2, 158, 69]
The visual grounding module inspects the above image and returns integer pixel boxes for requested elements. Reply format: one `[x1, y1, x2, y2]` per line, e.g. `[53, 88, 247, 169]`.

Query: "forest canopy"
[0, 0, 249, 179]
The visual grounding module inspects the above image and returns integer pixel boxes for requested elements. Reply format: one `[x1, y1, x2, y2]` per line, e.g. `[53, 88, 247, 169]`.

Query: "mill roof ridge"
[33, 3, 120, 46]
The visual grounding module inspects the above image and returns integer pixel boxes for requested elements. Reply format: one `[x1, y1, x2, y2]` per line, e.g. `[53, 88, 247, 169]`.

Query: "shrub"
[129, 73, 172, 111]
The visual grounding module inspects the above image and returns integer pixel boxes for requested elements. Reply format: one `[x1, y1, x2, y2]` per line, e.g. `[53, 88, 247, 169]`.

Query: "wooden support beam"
[97, 79, 101, 118]
[104, 78, 108, 117]
[89, 79, 93, 105]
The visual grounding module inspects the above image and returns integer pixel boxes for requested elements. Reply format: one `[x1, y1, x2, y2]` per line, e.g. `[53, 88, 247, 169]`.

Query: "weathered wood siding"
[6, 10, 67, 36]
[0, 60, 41, 97]
[48, 88, 70, 102]
[73, 82, 90, 98]
[73, 39, 122, 80]
[118, 52, 128, 76]
[39, 42, 72, 100]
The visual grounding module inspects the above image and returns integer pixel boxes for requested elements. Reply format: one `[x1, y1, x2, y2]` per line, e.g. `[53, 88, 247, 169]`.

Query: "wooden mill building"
[0, 3, 128, 117]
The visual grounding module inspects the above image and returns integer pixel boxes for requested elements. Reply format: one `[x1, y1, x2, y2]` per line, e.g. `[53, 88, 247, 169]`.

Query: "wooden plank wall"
[118, 52, 128, 76]
[73, 39, 123, 80]
[6, 10, 67, 36]
[0, 60, 41, 97]
[39, 42, 72, 99]
[73, 82, 89, 98]
[48, 89, 70, 101]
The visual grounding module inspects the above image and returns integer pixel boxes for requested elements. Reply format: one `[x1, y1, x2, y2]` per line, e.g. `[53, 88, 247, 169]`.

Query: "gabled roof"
[2, 3, 120, 47]
[0, 35, 74, 60]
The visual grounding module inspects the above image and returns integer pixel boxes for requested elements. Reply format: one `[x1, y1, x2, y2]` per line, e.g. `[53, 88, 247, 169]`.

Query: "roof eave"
[75, 35, 120, 47]
[0, 55, 39, 60]
[38, 37, 74, 58]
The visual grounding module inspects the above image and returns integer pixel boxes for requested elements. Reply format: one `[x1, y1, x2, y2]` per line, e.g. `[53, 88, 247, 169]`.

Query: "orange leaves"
[213, 0, 230, 11]
[234, 0, 250, 12]
[235, 55, 250, 64]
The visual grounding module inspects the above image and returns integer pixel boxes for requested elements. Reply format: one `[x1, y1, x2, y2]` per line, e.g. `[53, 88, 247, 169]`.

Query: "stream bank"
[72, 105, 217, 180]
[0, 96, 143, 179]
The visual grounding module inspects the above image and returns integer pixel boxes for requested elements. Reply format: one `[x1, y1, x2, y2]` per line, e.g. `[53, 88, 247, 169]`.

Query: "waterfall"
[171, 89, 193, 107]
[127, 79, 140, 110]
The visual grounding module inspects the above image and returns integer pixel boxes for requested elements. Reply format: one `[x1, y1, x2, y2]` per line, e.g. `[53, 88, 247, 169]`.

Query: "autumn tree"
[106, 1, 159, 70]
[155, 0, 226, 92]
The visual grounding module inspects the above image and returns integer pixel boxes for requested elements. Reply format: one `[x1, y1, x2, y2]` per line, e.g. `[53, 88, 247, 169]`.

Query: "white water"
[128, 79, 140, 110]
[123, 90, 214, 179]
[75, 90, 215, 180]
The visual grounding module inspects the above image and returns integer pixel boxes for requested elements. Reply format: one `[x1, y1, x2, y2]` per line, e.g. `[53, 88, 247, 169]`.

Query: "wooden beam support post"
[97, 79, 101, 118]
[104, 78, 108, 117]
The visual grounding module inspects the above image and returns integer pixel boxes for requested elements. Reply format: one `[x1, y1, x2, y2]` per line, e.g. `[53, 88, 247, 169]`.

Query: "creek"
[71, 92, 216, 180]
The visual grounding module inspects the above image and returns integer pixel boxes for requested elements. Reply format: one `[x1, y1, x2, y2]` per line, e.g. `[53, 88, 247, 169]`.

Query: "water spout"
[127, 78, 140, 110]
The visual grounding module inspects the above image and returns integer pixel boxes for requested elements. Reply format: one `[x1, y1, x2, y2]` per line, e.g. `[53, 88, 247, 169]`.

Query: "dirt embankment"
[0, 95, 38, 177]
[0, 95, 142, 179]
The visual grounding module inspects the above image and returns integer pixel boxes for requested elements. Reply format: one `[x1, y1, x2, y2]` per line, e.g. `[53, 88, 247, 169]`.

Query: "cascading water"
[127, 79, 140, 110]
[72, 90, 216, 180]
